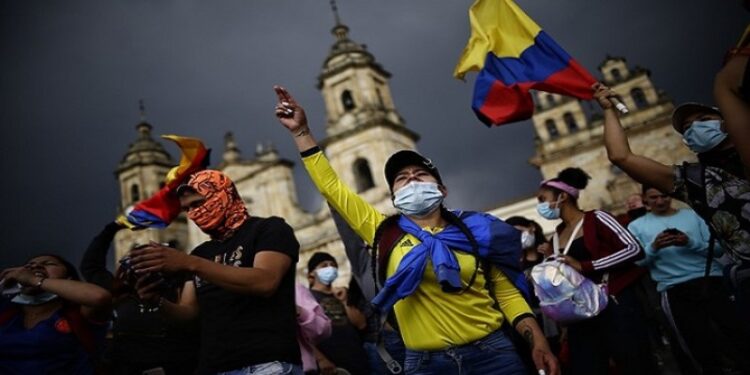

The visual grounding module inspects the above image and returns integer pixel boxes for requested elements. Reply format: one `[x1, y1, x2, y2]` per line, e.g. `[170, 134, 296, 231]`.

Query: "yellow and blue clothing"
[302, 149, 532, 351]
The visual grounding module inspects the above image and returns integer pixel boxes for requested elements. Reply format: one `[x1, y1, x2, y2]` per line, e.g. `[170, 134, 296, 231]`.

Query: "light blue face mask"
[11, 291, 58, 305]
[683, 119, 727, 154]
[315, 266, 338, 286]
[537, 195, 562, 220]
[393, 181, 444, 218]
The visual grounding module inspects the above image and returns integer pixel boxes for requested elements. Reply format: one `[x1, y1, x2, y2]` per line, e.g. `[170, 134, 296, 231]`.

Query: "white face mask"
[393, 181, 444, 218]
[11, 291, 58, 305]
[521, 231, 536, 249]
[315, 266, 338, 286]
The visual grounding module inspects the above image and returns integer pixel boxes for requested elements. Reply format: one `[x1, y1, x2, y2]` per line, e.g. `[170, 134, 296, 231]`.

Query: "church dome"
[116, 121, 173, 173]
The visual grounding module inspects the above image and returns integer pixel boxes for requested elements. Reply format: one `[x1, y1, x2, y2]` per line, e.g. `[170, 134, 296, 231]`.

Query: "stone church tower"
[183, 9, 419, 281]
[528, 56, 695, 213]
[113, 108, 188, 262]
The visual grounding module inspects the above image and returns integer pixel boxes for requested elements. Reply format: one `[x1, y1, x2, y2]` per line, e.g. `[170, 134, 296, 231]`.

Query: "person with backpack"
[535, 167, 658, 375]
[628, 184, 750, 374]
[273, 85, 558, 375]
[0, 254, 111, 374]
[595, 82, 750, 317]
[79, 221, 199, 374]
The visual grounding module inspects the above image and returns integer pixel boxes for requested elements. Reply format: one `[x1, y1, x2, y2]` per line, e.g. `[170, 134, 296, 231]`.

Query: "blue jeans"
[364, 329, 407, 375]
[403, 330, 526, 375]
[216, 361, 303, 375]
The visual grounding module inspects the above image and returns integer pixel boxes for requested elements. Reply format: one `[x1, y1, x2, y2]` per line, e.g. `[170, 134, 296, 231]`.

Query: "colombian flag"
[117, 135, 210, 229]
[454, 0, 596, 126]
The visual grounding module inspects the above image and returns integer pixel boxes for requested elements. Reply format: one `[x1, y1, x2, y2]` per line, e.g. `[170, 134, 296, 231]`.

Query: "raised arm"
[80, 221, 124, 290]
[714, 54, 750, 178]
[273, 85, 385, 244]
[274, 85, 318, 153]
[594, 83, 675, 193]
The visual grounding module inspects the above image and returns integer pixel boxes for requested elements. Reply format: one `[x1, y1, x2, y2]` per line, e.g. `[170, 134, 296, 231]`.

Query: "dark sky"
[1, 0, 746, 268]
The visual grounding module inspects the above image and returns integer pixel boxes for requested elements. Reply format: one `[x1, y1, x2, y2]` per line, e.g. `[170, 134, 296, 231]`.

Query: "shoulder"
[627, 213, 651, 229]
[590, 210, 627, 232]
[256, 216, 293, 230]
[591, 210, 617, 223]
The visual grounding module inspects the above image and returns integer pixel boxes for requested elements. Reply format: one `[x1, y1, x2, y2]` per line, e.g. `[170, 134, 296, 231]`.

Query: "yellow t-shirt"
[302, 150, 532, 350]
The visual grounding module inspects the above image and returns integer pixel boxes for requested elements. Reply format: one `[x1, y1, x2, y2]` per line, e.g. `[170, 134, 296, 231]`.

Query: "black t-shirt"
[311, 290, 370, 375]
[191, 217, 301, 374]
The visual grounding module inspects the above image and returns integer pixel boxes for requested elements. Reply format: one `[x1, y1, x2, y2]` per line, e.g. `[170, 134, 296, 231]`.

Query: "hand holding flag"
[117, 135, 210, 230]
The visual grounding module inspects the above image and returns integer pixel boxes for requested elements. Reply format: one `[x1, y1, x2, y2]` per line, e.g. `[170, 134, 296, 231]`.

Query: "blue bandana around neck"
[371, 211, 528, 313]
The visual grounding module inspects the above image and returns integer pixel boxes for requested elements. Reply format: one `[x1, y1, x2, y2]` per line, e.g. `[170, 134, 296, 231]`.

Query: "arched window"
[563, 112, 579, 133]
[630, 87, 648, 109]
[545, 119, 560, 139]
[610, 68, 622, 81]
[130, 184, 140, 203]
[341, 90, 356, 112]
[545, 94, 555, 106]
[353, 158, 375, 192]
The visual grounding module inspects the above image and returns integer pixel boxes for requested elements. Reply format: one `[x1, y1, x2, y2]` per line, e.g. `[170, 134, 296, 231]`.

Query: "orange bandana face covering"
[186, 170, 249, 241]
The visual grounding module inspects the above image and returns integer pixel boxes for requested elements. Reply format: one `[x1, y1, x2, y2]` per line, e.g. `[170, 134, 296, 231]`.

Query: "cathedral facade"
[113, 20, 695, 282]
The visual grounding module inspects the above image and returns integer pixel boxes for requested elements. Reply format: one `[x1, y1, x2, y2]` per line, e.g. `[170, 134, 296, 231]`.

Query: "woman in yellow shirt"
[273, 86, 558, 375]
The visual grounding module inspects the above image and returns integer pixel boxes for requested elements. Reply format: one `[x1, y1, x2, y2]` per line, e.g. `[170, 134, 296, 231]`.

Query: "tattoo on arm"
[519, 321, 535, 348]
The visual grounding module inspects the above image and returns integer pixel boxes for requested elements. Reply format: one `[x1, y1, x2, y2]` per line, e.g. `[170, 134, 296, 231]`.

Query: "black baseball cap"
[671, 103, 722, 134]
[307, 252, 338, 272]
[384, 150, 443, 191]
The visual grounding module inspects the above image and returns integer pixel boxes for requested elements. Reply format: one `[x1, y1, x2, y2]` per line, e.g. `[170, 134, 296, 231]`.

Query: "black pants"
[663, 276, 750, 375]
[566, 284, 659, 375]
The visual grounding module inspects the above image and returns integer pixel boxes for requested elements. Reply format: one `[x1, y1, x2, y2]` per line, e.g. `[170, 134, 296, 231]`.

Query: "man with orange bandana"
[273, 85, 559, 375]
[130, 170, 303, 375]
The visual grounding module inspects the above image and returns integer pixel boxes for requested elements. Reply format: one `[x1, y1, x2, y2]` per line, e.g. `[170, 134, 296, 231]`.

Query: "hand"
[592, 82, 616, 110]
[317, 357, 336, 375]
[130, 242, 194, 274]
[1, 266, 40, 287]
[332, 287, 348, 302]
[531, 343, 561, 375]
[670, 233, 689, 247]
[134, 273, 163, 305]
[273, 85, 308, 135]
[537, 242, 553, 258]
[560, 255, 582, 272]
[652, 231, 676, 251]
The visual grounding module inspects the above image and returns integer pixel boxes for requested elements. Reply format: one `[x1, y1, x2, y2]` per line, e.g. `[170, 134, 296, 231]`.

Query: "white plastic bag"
[530, 259, 608, 324]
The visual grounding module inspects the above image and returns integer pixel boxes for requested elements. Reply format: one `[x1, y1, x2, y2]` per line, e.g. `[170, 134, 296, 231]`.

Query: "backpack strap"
[682, 163, 711, 216]
[681, 163, 722, 279]
[377, 220, 406, 285]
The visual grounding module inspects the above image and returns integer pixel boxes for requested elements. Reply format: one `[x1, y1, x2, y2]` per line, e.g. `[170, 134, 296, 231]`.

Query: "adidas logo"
[401, 239, 414, 247]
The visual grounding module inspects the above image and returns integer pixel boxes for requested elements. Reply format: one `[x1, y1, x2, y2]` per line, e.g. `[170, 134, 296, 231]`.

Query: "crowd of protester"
[2, 17, 749, 375]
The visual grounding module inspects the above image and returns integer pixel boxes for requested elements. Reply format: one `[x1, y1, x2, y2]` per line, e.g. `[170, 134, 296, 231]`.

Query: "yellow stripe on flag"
[454, 0, 542, 80]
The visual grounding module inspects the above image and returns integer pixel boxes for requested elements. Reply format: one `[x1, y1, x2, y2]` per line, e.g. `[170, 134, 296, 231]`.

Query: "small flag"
[454, 0, 597, 126]
[117, 135, 210, 229]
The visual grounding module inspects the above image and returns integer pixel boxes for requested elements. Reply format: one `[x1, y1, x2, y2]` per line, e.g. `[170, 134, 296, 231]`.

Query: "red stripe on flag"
[477, 81, 535, 126]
